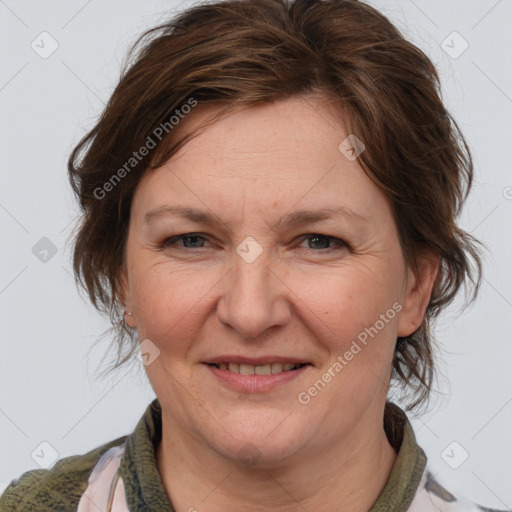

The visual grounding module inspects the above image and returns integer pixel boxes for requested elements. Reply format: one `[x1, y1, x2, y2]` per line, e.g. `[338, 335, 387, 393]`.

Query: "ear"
[397, 248, 441, 338]
[118, 267, 136, 329]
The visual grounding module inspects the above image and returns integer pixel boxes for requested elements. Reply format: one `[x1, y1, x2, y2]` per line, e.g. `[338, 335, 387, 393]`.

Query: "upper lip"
[202, 355, 311, 366]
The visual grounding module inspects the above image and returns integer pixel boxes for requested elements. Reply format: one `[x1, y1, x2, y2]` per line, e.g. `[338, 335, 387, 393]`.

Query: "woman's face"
[122, 95, 437, 466]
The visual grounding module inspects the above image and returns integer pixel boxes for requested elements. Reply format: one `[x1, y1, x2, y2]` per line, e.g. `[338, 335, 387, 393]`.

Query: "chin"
[204, 414, 308, 468]
[216, 439, 304, 470]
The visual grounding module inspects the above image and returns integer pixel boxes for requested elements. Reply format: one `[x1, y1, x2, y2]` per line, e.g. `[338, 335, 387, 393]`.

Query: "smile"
[207, 362, 309, 374]
[204, 362, 311, 393]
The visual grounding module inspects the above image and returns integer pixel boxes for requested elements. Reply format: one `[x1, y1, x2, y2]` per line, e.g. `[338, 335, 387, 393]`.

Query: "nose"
[216, 247, 291, 339]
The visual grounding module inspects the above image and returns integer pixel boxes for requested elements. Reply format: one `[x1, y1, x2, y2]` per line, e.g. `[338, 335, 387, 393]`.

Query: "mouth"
[206, 362, 311, 375]
[204, 360, 312, 393]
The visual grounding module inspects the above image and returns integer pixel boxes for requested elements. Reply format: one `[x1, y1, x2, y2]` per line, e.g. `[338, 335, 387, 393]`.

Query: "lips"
[202, 355, 311, 366]
[202, 355, 312, 376]
[204, 359, 311, 392]
[207, 362, 308, 375]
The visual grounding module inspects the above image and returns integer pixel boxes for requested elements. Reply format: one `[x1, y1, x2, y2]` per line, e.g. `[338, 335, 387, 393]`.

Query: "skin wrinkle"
[120, 95, 439, 511]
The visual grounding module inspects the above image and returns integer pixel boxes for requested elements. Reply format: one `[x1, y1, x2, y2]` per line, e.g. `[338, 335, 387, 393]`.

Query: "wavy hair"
[68, 0, 484, 412]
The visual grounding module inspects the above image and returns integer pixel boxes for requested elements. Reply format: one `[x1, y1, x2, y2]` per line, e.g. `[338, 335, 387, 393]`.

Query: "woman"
[1, 0, 505, 510]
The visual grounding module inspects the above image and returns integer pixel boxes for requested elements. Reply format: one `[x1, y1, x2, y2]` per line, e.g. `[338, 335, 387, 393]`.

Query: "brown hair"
[68, 0, 484, 412]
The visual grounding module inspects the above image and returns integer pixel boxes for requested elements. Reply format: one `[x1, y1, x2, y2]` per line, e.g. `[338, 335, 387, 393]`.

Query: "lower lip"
[204, 364, 310, 393]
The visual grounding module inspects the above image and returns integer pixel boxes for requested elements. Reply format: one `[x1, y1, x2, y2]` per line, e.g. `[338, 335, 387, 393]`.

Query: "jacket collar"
[119, 399, 426, 511]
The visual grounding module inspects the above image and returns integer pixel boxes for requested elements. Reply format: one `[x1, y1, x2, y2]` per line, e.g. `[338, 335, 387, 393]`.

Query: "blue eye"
[161, 233, 347, 252]
[298, 234, 347, 251]
[163, 234, 208, 249]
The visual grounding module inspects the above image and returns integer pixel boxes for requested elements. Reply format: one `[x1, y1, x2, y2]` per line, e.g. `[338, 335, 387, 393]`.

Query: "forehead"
[169, 95, 352, 166]
[131, 96, 388, 226]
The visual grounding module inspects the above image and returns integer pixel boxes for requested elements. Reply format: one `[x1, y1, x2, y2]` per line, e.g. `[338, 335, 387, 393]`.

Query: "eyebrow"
[143, 205, 368, 229]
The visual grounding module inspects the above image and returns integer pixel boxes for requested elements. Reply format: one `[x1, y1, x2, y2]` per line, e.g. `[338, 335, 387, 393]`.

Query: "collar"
[119, 399, 427, 511]
[370, 402, 427, 511]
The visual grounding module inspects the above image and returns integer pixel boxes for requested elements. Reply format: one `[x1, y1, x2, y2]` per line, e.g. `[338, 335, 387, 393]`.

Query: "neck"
[156, 405, 398, 512]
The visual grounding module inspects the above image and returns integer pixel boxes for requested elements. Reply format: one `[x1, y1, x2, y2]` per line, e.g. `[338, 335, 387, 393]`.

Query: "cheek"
[128, 241, 403, 366]
[313, 264, 400, 331]
[311, 275, 399, 390]
[130, 261, 210, 354]
[304, 268, 402, 386]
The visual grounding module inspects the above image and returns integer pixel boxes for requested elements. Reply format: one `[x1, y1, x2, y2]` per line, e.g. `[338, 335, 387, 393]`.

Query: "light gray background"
[1, 0, 511, 508]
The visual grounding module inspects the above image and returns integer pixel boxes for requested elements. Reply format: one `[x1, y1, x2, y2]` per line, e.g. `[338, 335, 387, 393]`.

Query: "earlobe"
[118, 270, 136, 328]
[396, 249, 441, 338]
[124, 309, 136, 328]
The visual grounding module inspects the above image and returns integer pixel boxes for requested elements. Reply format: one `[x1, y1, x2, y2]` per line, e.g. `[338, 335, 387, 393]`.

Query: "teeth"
[271, 363, 283, 374]
[214, 363, 304, 374]
[255, 364, 272, 375]
[239, 364, 254, 375]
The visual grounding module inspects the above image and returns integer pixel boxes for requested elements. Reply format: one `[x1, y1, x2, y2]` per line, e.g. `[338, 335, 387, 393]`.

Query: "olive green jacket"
[0, 400, 508, 511]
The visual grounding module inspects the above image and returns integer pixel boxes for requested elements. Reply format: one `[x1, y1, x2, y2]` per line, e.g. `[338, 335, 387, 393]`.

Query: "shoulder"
[0, 435, 128, 512]
[409, 469, 510, 512]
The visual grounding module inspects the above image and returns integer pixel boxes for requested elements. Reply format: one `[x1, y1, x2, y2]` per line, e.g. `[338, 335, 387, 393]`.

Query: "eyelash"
[160, 233, 348, 253]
